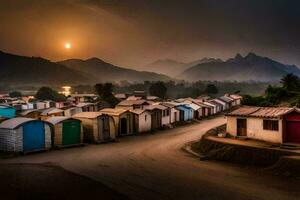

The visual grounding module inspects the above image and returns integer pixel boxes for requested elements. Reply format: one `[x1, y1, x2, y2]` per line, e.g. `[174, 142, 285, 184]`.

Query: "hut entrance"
[120, 118, 127, 135]
[194, 110, 199, 119]
[237, 118, 247, 136]
[179, 110, 184, 121]
[285, 115, 300, 144]
[62, 120, 81, 145]
[101, 117, 111, 140]
[23, 121, 45, 151]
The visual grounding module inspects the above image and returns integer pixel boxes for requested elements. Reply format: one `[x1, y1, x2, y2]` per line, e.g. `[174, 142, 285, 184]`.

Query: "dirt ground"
[0, 163, 127, 200]
[1, 116, 300, 200]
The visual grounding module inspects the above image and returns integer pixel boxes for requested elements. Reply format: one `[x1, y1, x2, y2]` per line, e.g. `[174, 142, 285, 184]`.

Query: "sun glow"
[64, 43, 71, 49]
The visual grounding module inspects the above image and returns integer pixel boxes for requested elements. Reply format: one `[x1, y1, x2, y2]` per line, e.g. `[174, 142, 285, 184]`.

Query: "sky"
[0, 0, 300, 68]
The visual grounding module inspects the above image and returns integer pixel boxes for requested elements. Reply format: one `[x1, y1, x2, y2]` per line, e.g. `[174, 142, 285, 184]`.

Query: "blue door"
[23, 121, 45, 151]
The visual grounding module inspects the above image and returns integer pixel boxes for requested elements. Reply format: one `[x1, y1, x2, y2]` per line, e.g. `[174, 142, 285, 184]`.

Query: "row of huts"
[0, 94, 242, 153]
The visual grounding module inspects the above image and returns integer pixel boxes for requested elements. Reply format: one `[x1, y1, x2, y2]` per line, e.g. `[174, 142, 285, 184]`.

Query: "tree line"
[242, 73, 300, 107]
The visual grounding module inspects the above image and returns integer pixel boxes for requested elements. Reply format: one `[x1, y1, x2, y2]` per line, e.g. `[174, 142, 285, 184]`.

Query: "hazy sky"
[0, 0, 300, 68]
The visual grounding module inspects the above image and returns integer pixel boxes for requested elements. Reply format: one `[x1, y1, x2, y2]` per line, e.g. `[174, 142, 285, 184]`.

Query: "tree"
[94, 83, 119, 107]
[9, 91, 22, 98]
[280, 73, 300, 91]
[149, 81, 167, 99]
[95, 83, 104, 97]
[205, 84, 218, 94]
[35, 87, 66, 101]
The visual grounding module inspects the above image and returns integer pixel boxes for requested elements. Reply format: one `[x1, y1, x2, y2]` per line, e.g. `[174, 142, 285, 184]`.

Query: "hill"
[179, 53, 300, 82]
[142, 59, 188, 77]
[0, 51, 171, 86]
[142, 58, 223, 77]
[58, 58, 170, 83]
[0, 51, 88, 85]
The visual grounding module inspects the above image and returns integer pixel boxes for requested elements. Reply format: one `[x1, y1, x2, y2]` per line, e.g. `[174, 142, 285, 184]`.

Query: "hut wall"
[44, 124, 52, 149]
[119, 112, 134, 135]
[226, 116, 283, 143]
[170, 108, 179, 123]
[75, 118, 97, 143]
[138, 112, 152, 133]
[53, 124, 63, 146]
[0, 128, 23, 152]
[107, 117, 116, 139]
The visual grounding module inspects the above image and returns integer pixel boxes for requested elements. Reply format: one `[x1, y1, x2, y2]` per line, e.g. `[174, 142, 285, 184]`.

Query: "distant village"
[0, 88, 241, 153]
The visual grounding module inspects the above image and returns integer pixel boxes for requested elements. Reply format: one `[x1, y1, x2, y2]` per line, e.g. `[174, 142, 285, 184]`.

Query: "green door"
[62, 120, 81, 146]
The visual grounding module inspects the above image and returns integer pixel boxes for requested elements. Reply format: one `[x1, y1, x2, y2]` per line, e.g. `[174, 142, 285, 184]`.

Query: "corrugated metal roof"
[19, 109, 41, 116]
[99, 108, 128, 116]
[72, 112, 103, 119]
[211, 99, 226, 105]
[229, 94, 242, 100]
[46, 116, 77, 125]
[188, 103, 201, 111]
[0, 104, 13, 109]
[219, 96, 234, 103]
[144, 104, 167, 111]
[0, 117, 35, 129]
[130, 109, 149, 115]
[126, 96, 142, 100]
[40, 108, 64, 116]
[227, 106, 299, 118]
[160, 102, 176, 108]
[117, 100, 147, 106]
[203, 102, 215, 108]
[76, 102, 95, 108]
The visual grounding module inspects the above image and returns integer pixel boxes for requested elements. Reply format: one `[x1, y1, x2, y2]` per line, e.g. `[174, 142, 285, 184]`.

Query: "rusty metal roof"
[226, 106, 299, 118]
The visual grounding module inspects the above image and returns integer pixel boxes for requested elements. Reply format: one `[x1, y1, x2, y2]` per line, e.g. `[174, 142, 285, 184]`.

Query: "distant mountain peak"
[179, 52, 300, 82]
[86, 57, 106, 63]
[234, 53, 243, 60]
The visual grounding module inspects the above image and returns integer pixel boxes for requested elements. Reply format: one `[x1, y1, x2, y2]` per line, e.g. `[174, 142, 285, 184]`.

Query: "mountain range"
[179, 53, 300, 82]
[58, 58, 169, 83]
[0, 50, 299, 85]
[0, 51, 170, 85]
[142, 58, 222, 77]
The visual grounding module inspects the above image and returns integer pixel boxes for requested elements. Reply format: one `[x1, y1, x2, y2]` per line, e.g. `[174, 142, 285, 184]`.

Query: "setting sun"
[64, 43, 71, 49]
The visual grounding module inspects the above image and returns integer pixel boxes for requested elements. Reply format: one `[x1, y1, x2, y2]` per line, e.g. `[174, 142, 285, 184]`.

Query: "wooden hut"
[63, 107, 83, 117]
[144, 105, 163, 130]
[76, 102, 96, 112]
[19, 109, 42, 119]
[73, 112, 116, 143]
[0, 104, 16, 118]
[116, 100, 150, 110]
[40, 107, 64, 120]
[46, 116, 83, 148]
[99, 108, 135, 137]
[176, 104, 194, 121]
[160, 102, 180, 124]
[0, 117, 52, 152]
[130, 109, 152, 133]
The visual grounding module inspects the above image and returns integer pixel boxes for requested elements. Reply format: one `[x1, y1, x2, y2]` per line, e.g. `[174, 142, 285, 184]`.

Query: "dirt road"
[2, 116, 300, 200]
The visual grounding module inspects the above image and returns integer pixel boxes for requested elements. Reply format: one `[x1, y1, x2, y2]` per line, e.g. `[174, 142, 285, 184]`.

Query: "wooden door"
[102, 117, 111, 140]
[237, 119, 247, 136]
[286, 121, 300, 144]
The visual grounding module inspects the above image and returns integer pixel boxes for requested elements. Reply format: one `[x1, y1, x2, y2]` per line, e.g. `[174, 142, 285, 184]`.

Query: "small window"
[263, 120, 279, 131]
[145, 115, 147, 121]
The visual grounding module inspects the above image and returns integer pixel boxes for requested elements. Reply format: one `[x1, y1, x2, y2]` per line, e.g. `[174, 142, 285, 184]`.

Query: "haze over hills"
[179, 53, 300, 82]
[58, 58, 170, 83]
[0, 51, 171, 85]
[0, 51, 88, 85]
[1, 50, 299, 85]
[143, 58, 222, 77]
